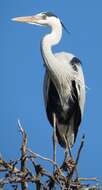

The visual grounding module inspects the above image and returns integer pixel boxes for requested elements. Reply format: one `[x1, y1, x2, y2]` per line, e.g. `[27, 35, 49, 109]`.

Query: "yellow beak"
[12, 15, 40, 24]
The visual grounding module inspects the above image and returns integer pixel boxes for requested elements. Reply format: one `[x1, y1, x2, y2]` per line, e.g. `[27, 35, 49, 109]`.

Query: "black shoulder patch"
[45, 12, 58, 18]
[70, 57, 81, 71]
[71, 57, 80, 64]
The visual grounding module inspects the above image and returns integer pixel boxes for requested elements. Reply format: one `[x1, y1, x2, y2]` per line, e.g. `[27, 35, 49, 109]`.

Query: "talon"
[61, 157, 76, 173]
[65, 158, 76, 172]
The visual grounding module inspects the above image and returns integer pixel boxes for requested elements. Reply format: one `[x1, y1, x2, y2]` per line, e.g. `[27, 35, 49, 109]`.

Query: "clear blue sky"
[0, 0, 102, 182]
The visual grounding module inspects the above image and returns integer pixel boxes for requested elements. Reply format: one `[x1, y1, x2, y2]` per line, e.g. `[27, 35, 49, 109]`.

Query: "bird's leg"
[66, 139, 79, 179]
[63, 135, 72, 162]
[61, 136, 76, 175]
[52, 113, 57, 174]
[66, 140, 79, 179]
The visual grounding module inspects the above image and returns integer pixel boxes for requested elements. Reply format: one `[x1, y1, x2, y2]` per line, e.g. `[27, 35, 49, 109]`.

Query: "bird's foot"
[65, 158, 76, 173]
[61, 157, 76, 173]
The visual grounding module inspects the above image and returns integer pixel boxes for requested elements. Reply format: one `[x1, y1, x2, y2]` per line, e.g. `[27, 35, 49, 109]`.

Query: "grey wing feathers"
[43, 69, 50, 109]
[43, 53, 85, 148]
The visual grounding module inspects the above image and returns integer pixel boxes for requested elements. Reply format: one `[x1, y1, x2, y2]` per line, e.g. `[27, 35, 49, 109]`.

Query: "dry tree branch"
[18, 120, 28, 190]
[27, 148, 62, 175]
[79, 178, 97, 181]
[0, 158, 19, 174]
[0, 124, 100, 190]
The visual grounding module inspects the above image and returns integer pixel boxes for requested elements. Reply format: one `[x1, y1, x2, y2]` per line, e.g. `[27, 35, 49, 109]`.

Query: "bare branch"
[78, 177, 97, 181]
[0, 125, 100, 190]
[18, 120, 28, 190]
[27, 148, 62, 175]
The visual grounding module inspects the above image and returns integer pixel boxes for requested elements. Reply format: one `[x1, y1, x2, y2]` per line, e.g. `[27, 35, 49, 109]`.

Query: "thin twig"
[75, 135, 85, 166]
[0, 176, 40, 185]
[29, 157, 58, 189]
[27, 148, 62, 175]
[0, 158, 19, 173]
[18, 120, 28, 190]
[78, 177, 97, 181]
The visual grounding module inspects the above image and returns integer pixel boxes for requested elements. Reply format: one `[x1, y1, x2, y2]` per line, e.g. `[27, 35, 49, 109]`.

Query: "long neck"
[42, 21, 62, 51]
[41, 20, 62, 81]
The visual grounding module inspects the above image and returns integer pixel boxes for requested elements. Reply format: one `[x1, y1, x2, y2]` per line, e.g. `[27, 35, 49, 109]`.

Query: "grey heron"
[12, 12, 85, 162]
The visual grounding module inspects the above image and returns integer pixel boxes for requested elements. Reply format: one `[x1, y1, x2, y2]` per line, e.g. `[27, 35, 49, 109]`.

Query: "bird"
[12, 12, 85, 161]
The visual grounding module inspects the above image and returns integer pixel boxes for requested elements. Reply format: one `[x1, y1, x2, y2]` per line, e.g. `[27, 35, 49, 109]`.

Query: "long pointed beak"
[12, 15, 40, 24]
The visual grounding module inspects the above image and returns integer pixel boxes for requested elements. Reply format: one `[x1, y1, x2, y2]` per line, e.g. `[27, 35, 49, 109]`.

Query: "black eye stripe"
[46, 12, 57, 18]
[43, 12, 58, 18]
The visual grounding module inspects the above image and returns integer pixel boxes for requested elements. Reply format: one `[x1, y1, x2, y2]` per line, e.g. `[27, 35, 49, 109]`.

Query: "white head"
[12, 11, 70, 33]
[12, 12, 70, 51]
[12, 12, 62, 27]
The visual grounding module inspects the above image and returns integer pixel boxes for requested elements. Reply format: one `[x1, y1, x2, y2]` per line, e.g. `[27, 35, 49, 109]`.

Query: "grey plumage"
[12, 11, 85, 148]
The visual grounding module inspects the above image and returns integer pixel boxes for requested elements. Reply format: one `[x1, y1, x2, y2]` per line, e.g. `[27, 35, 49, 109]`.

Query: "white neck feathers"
[41, 19, 62, 77]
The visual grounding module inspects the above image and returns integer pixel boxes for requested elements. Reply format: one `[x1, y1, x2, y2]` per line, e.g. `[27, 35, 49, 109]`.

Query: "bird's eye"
[42, 14, 47, 20]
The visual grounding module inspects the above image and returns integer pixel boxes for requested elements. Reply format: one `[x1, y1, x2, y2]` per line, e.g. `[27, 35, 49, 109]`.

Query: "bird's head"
[12, 12, 60, 26]
[12, 11, 69, 33]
